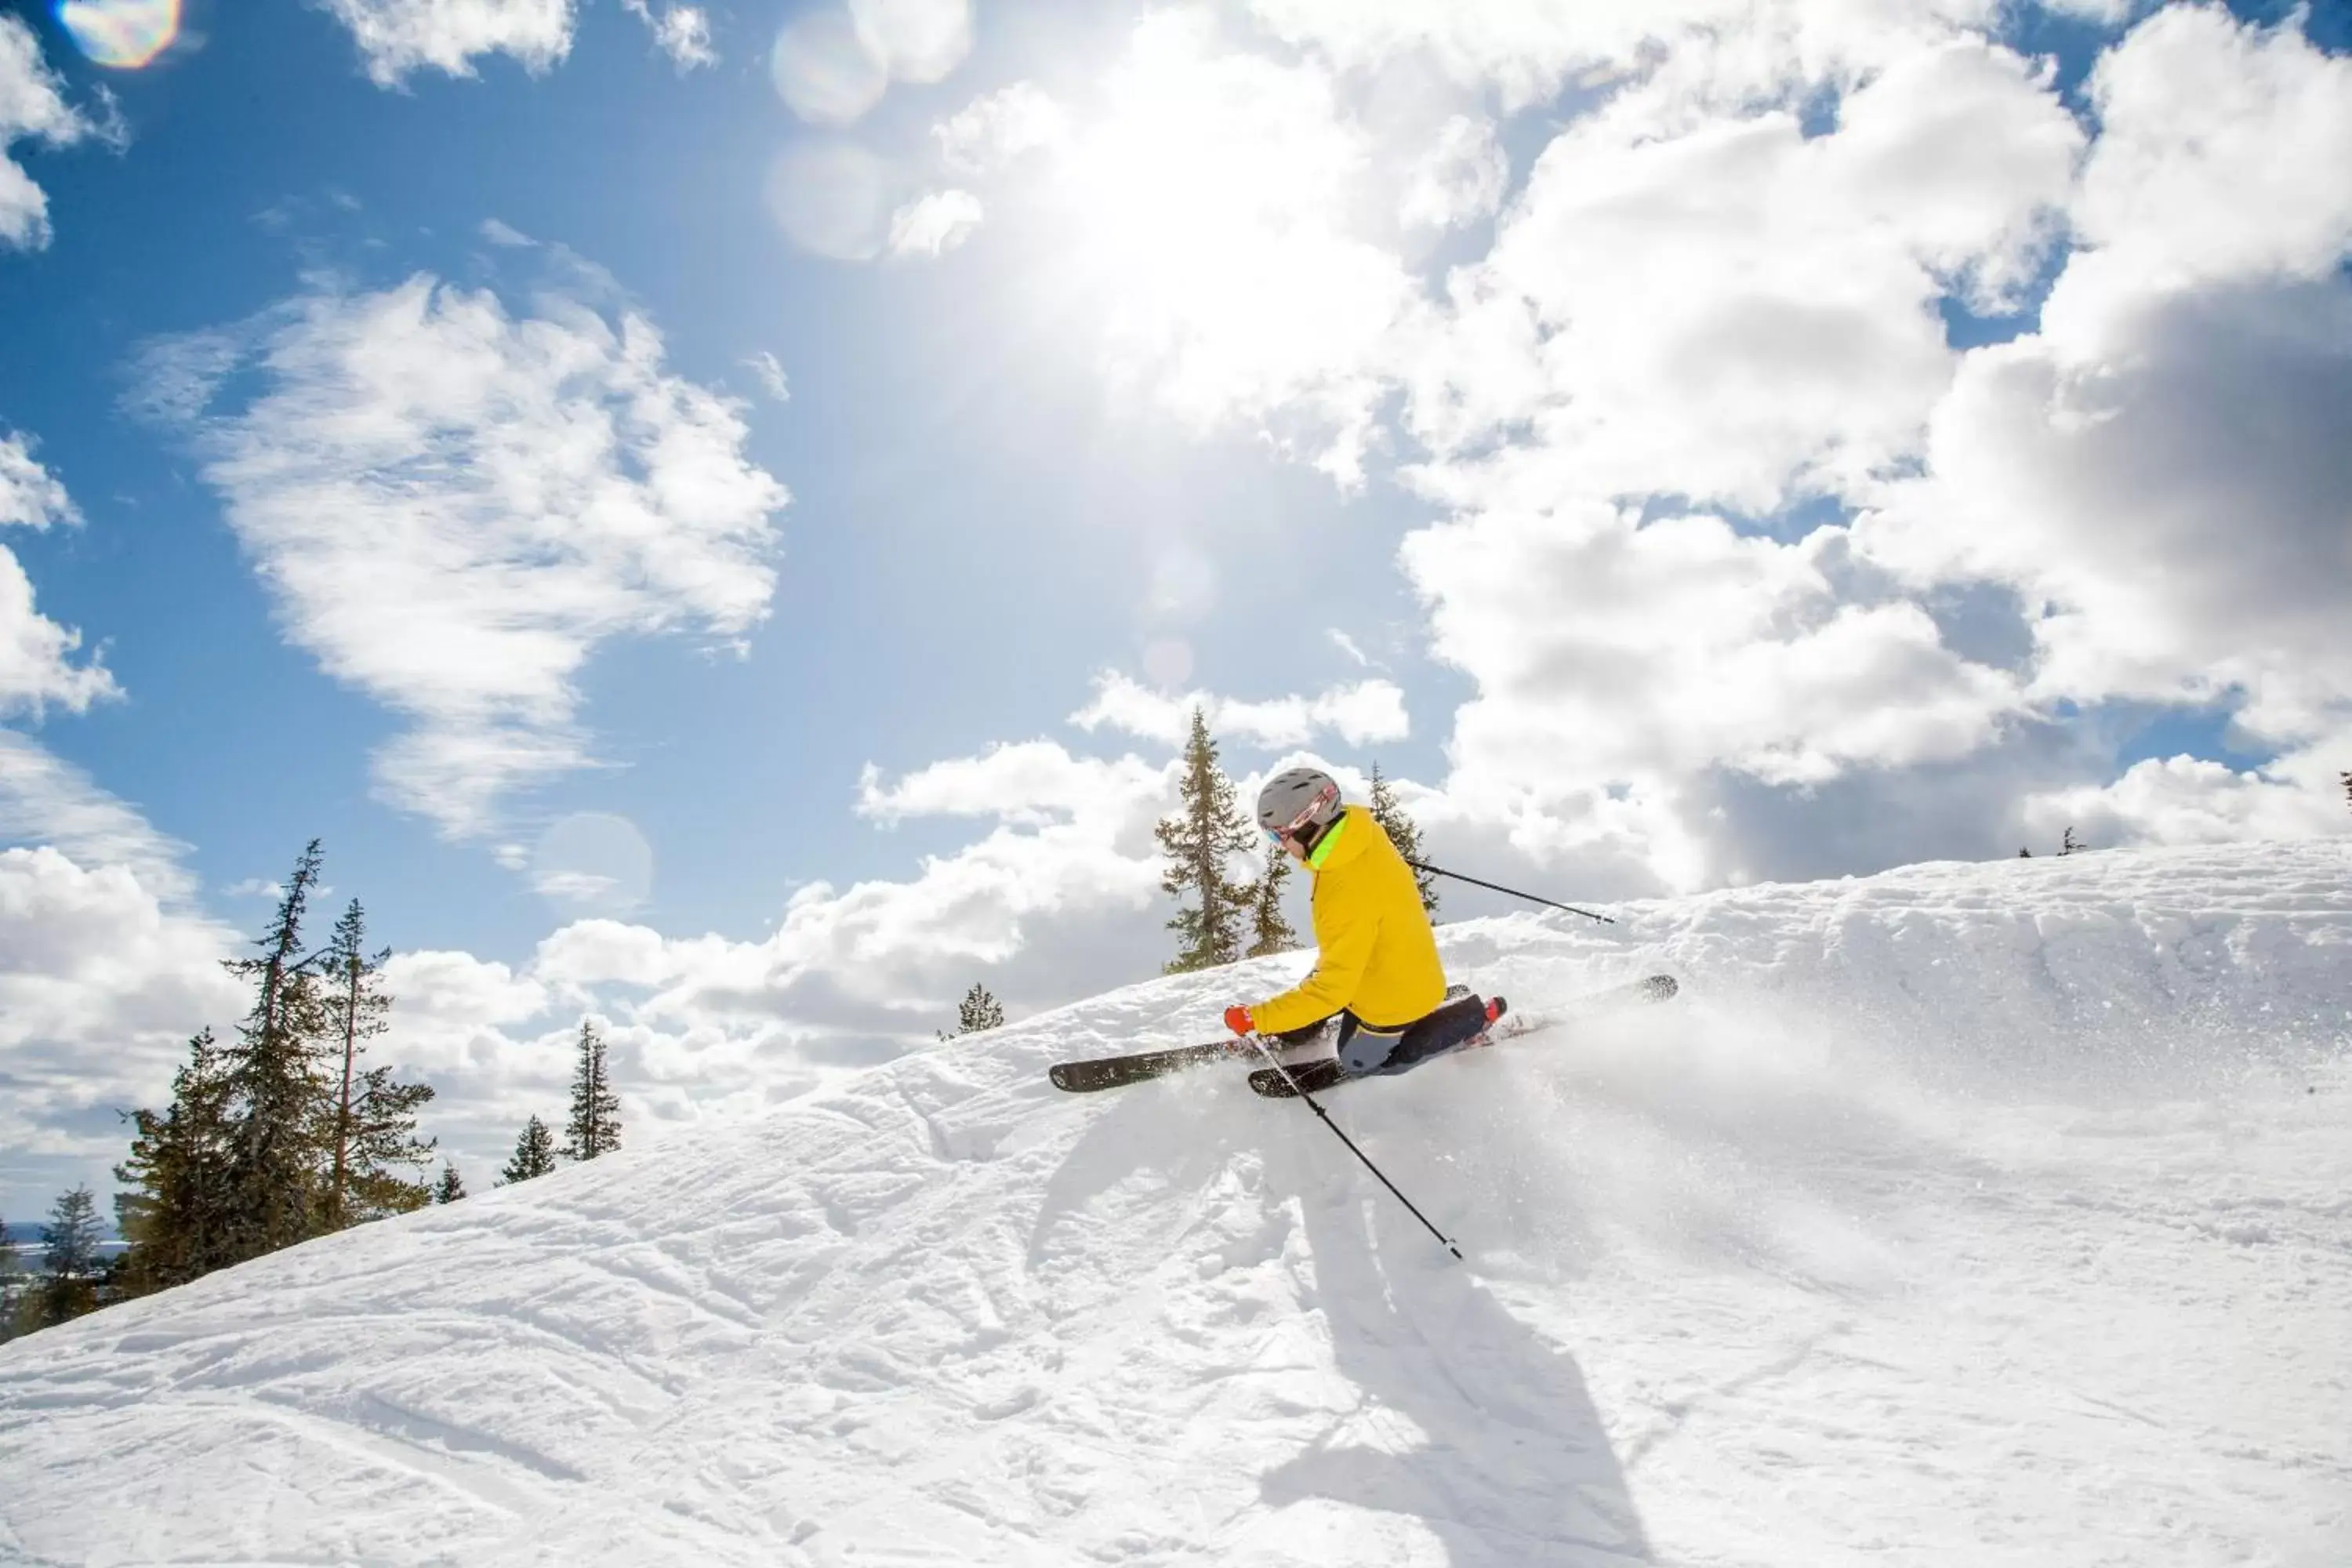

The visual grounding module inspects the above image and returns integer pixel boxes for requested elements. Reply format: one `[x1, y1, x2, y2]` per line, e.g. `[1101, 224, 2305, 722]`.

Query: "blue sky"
[2, 0, 2347, 1213]
[5, 0, 1461, 953]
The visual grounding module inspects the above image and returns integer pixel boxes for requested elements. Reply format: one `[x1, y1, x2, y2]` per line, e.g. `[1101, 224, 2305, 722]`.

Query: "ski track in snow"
[2, 842, 2349, 1566]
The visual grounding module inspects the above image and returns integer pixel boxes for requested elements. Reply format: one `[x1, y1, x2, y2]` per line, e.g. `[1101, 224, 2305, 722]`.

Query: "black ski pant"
[1271, 992, 1491, 1077]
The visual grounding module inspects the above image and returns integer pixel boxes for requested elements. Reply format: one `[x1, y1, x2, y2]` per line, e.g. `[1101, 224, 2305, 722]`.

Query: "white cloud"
[743, 350, 790, 402]
[0, 731, 194, 906]
[2023, 755, 2351, 851]
[0, 432, 81, 532]
[1399, 501, 2021, 881]
[1399, 114, 1506, 230]
[770, 0, 970, 127]
[311, 0, 576, 87]
[478, 216, 533, 247]
[856, 742, 1167, 829]
[0, 844, 243, 1213]
[1326, 628, 1371, 668]
[1245, 0, 2001, 112]
[2071, 4, 2352, 296]
[1858, 7, 2352, 758]
[1070, 670, 1410, 751]
[0, 14, 102, 252]
[935, 82, 1069, 174]
[887, 188, 982, 258]
[622, 0, 713, 71]
[1399, 35, 2081, 514]
[0, 434, 119, 722]
[0, 547, 117, 723]
[2037, 0, 2136, 25]
[140, 274, 789, 840]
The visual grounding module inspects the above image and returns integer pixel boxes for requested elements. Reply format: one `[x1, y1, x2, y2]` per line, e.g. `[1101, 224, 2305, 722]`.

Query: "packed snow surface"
[4, 843, 2350, 1566]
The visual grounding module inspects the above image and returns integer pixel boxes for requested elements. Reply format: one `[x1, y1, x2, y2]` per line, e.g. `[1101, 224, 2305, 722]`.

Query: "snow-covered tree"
[941, 983, 1006, 1040]
[1157, 708, 1255, 972]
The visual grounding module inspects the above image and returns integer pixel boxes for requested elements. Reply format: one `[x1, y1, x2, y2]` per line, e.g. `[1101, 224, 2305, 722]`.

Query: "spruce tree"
[114, 1028, 236, 1295]
[1367, 763, 1438, 916]
[321, 899, 396, 1231]
[0, 1214, 18, 1341]
[31, 1186, 105, 1330]
[1243, 844, 1297, 957]
[219, 842, 332, 1265]
[2060, 826, 2080, 856]
[336, 1065, 438, 1221]
[1156, 708, 1255, 972]
[432, 1163, 466, 1203]
[500, 1116, 559, 1185]
[940, 983, 1006, 1040]
[2342, 771, 2350, 812]
[562, 1021, 622, 1161]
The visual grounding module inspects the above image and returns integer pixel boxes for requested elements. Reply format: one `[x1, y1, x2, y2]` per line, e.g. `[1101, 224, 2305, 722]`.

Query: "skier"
[1222, 767, 1500, 1079]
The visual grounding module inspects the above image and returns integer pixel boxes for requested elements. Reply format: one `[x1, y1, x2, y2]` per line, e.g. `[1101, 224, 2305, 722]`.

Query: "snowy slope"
[3, 842, 2348, 1567]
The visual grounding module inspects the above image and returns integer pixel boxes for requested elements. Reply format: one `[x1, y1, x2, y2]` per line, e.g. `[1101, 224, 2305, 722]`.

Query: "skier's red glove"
[1224, 1004, 1255, 1037]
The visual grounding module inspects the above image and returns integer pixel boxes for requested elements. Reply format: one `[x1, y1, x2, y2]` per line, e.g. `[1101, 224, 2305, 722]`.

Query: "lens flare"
[56, 0, 181, 70]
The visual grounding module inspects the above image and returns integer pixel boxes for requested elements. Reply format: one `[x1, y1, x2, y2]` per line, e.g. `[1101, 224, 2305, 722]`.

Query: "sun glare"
[1050, 13, 1372, 383]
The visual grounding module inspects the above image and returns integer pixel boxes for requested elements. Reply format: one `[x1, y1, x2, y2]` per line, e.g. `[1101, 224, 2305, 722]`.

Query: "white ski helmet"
[1258, 766, 1342, 840]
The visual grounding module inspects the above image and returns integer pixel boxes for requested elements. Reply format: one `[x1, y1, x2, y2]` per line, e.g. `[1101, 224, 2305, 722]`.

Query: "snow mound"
[4, 842, 2349, 1566]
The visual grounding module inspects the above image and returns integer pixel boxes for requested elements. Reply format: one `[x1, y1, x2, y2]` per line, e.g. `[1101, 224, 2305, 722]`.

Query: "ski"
[1046, 985, 1472, 1094]
[1249, 974, 1678, 1099]
[1048, 1038, 1247, 1094]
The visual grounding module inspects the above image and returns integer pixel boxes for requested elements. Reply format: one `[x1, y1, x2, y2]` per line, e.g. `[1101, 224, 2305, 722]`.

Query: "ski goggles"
[1265, 789, 1337, 844]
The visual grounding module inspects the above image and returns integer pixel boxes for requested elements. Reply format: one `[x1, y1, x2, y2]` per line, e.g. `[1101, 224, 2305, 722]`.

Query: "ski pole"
[1241, 1033, 1462, 1261]
[1404, 858, 1613, 925]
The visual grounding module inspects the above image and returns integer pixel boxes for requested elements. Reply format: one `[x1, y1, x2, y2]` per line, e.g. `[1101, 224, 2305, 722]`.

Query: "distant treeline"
[2, 841, 623, 1342]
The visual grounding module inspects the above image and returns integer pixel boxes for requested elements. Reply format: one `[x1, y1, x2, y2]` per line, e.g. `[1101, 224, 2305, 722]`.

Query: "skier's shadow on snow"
[1258, 1150, 1653, 1567]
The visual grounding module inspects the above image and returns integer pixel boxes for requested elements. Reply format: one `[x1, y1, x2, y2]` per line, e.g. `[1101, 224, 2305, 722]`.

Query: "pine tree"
[432, 1163, 466, 1204]
[321, 900, 396, 1231]
[336, 1065, 438, 1221]
[940, 983, 1005, 1040]
[562, 1021, 622, 1161]
[1367, 763, 1438, 916]
[30, 1186, 105, 1330]
[1243, 844, 1297, 956]
[2018, 847, 2032, 858]
[0, 1214, 19, 1342]
[500, 1116, 559, 1185]
[2060, 826, 2081, 856]
[1156, 708, 1256, 973]
[114, 1028, 237, 1296]
[2339, 770, 2347, 812]
[219, 842, 332, 1265]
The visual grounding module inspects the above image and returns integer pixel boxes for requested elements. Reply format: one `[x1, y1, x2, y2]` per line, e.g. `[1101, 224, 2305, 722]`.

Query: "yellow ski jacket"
[1250, 805, 1448, 1035]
